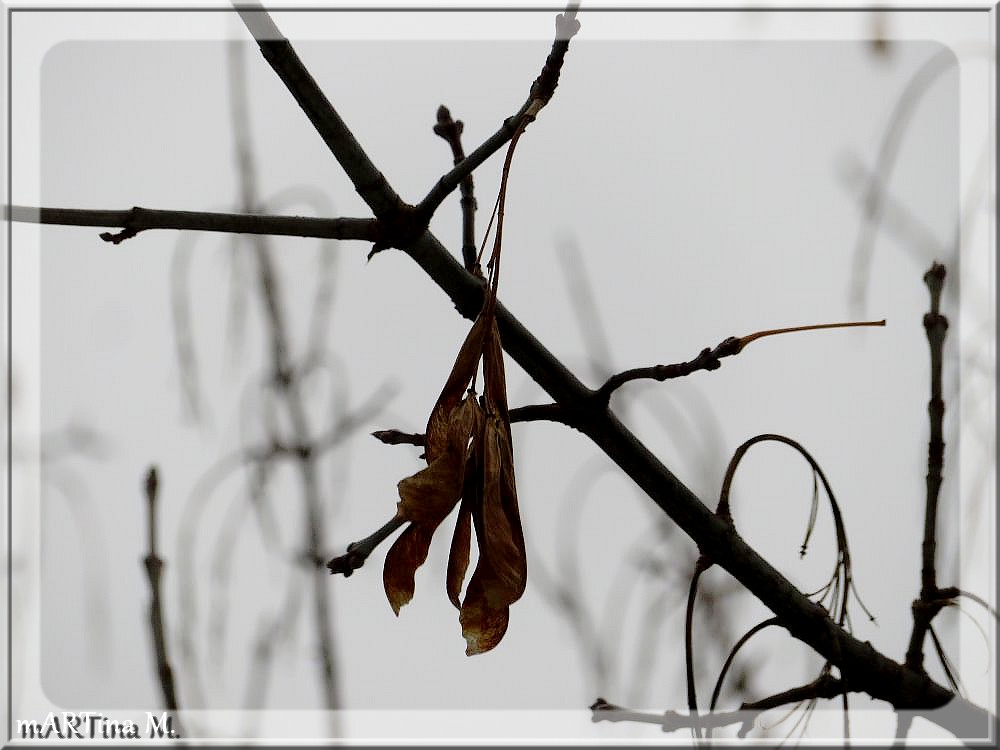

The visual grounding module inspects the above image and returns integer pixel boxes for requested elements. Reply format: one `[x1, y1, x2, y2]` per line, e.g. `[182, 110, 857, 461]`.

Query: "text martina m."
[16, 712, 179, 740]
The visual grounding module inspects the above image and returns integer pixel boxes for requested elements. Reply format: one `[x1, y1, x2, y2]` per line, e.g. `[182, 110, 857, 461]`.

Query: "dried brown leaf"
[482, 318, 510, 419]
[447, 492, 474, 609]
[383, 524, 433, 615]
[426, 313, 488, 462]
[479, 416, 527, 599]
[386, 395, 484, 615]
[459, 568, 511, 656]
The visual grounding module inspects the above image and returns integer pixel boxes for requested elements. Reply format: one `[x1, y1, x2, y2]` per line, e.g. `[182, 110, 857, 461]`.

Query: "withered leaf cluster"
[383, 304, 526, 655]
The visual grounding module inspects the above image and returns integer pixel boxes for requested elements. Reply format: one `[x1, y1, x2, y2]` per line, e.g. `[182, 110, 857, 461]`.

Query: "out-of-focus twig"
[848, 47, 961, 314]
[142, 466, 184, 737]
[228, 39, 342, 717]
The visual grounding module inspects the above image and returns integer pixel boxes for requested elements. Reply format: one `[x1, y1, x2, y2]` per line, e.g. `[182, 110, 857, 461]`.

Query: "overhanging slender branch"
[7, 205, 377, 244]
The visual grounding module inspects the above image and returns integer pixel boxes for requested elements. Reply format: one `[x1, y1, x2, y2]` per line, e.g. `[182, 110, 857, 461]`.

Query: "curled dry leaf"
[382, 83, 535, 654]
[383, 313, 527, 655]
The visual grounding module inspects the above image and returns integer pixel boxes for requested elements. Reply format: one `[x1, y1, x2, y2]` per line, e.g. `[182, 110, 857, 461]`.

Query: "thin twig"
[848, 48, 961, 314]
[415, 9, 582, 221]
[326, 516, 406, 577]
[170, 238, 205, 422]
[596, 337, 743, 403]
[684, 556, 711, 713]
[6, 204, 376, 244]
[596, 321, 885, 404]
[591, 698, 756, 736]
[142, 467, 184, 738]
[371, 429, 425, 447]
[921, 262, 948, 598]
[557, 237, 615, 381]
[372, 401, 574, 446]
[905, 261, 949, 672]
[433, 105, 479, 271]
[228, 38, 345, 716]
[710, 617, 781, 711]
[593, 675, 850, 735]
[741, 673, 849, 712]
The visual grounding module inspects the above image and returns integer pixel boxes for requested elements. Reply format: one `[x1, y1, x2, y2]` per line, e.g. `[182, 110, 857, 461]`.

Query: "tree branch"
[740, 673, 848, 712]
[23, 6, 990, 741]
[235, 5, 404, 219]
[905, 261, 950, 673]
[6, 204, 376, 244]
[596, 320, 886, 405]
[591, 697, 759, 735]
[397, 217, 974, 722]
[224, 41, 345, 715]
[142, 467, 184, 737]
[326, 515, 406, 577]
[433, 105, 478, 271]
[414, 9, 581, 220]
[371, 429, 425, 447]
[509, 402, 574, 427]
[238, 10, 992, 731]
[371, 402, 576, 448]
[597, 337, 743, 403]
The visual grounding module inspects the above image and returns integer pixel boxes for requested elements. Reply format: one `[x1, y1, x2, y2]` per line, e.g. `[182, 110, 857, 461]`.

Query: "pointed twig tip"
[739, 319, 887, 349]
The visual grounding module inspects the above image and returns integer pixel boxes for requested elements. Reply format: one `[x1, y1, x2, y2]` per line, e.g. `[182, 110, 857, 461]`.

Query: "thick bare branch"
[235, 6, 404, 219]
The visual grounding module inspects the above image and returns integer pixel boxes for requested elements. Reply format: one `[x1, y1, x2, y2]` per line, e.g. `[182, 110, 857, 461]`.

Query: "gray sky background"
[7, 6, 995, 743]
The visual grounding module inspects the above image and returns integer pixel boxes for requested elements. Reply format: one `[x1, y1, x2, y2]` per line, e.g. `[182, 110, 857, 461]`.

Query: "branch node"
[370, 202, 430, 256]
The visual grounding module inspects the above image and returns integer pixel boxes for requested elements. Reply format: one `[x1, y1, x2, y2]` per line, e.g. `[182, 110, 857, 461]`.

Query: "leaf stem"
[738, 319, 886, 349]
